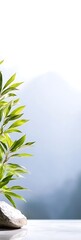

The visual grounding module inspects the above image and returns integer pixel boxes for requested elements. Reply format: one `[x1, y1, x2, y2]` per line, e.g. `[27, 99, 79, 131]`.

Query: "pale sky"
[0, 0, 81, 91]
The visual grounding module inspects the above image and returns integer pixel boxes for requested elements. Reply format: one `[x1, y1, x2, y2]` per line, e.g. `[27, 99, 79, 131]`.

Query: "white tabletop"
[0, 220, 81, 240]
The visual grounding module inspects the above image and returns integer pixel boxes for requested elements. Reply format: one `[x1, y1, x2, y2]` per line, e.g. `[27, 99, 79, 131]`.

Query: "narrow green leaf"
[4, 128, 21, 133]
[4, 191, 26, 201]
[10, 153, 32, 157]
[8, 163, 27, 169]
[2, 175, 13, 182]
[0, 101, 7, 106]
[3, 73, 16, 89]
[0, 60, 4, 65]
[9, 106, 25, 116]
[10, 82, 23, 88]
[6, 163, 27, 174]
[8, 185, 27, 190]
[9, 119, 28, 128]
[4, 133, 13, 147]
[4, 101, 12, 117]
[25, 141, 35, 146]
[0, 72, 2, 93]
[8, 93, 17, 97]
[0, 164, 4, 180]
[2, 87, 18, 95]
[0, 175, 13, 188]
[13, 98, 20, 105]
[10, 169, 27, 175]
[0, 141, 8, 150]
[0, 135, 6, 142]
[21, 142, 35, 149]
[8, 114, 24, 120]
[3, 113, 23, 125]
[4, 194, 16, 208]
[10, 135, 26, 152]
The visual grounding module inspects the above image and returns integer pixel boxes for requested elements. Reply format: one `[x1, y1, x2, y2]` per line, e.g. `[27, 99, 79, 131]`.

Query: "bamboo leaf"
[0, 175, 13, 188]
[10, 135, 26, 152]
[4, 101, 12, 117]
[4, 128, 21, 133]
[0, 135, 6, 143]
[10, 169, 27, 175]
[2, 87, 18, 95]
[0, 141, 8, 150]
[9, 119, 28, 128]
[4, 194, 16, 208]
[3, 113, 23, 125]
[25, 142, 35, 146]
[2, 175, 13, 182]
[0, 60, 4, 65]
[3, 191, 26, 201]
[8, 163, 27, 169]
[8, 185, 27, 190]
[6, 163, 27, 174]
[8, 93, 17, 97]
[3, 73, 16, 89]
[10, 153, 32, 157]
[0, 101, 7, 106]
[9, 106, 25, 116]
[4, 133, 13, 147]
[21, 142, 35, 149]
[10, 82, 23, 88]
[13, 98, 20, 105]
[0, 164, 4, 180]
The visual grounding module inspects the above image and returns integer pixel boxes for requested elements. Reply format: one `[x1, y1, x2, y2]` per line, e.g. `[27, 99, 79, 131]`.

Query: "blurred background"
[19, 73, 81, 219]
[0, 0, 81, 218]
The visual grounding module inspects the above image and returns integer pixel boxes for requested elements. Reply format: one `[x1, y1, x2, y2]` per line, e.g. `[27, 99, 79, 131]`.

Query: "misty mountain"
[22, 173, 81, 219]
[12, 72, 81, 218]
[19, 73, 81, 192]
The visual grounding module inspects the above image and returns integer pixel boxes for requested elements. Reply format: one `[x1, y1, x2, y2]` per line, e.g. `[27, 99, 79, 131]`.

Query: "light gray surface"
[0, 220, 81, 240]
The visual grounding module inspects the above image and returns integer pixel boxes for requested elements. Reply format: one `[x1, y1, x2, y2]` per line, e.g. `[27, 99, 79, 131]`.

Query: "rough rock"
[0, 201, 27, 228]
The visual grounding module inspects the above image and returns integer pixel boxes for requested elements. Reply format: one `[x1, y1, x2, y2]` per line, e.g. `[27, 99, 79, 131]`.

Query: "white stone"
[0, 201, 27, 228]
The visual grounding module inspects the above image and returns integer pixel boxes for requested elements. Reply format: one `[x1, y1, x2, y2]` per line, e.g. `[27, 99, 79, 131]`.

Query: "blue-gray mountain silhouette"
[16, 73, 81, 218]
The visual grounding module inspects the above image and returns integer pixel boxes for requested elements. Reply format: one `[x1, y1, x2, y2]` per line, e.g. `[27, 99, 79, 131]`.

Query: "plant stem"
[3, 152, 9, 163]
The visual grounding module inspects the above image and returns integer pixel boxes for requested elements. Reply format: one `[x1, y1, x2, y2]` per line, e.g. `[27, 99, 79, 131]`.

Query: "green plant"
[0, 60, 34, 208]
